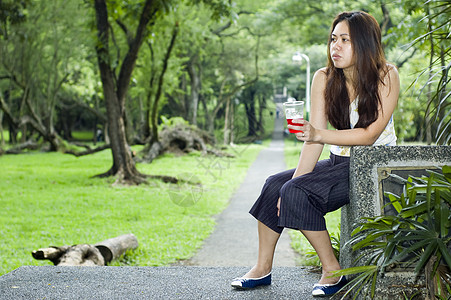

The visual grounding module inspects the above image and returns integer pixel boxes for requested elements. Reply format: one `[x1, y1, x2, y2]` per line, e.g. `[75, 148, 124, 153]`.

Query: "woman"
[231, 11, 399, 297]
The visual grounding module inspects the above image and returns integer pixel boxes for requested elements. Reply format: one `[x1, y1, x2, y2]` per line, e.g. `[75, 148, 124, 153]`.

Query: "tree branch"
[94, 0, 114, 90]
[23, 88, 47, 135]
[212, 35, 260, 116]
[380, 0, 394, 34]
[4, 140, 40, 154]
[396, 48, 417, 69]
[0, 91, 18, 128]
[108, 23, 120, 85]
[72, 99, 107, 123]
[116, 0, 157, 106]
[18, 115, 46, 137]
[211, 11, 254, 35]
[64, 143, 111, 157]
[115, 19, 133, 46]
[1, 62, 26, 89]
[150, 22, 179, 144]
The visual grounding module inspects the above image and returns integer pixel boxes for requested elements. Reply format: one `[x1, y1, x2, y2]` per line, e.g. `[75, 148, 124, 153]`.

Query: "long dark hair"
[325, 11, 388, 129]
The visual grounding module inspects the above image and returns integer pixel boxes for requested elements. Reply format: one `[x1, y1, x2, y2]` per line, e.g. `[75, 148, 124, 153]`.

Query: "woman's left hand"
[288, 119, 316, 142]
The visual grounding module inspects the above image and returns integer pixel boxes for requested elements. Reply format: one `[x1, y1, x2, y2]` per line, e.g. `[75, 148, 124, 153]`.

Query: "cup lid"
[283, 100, 304, 105]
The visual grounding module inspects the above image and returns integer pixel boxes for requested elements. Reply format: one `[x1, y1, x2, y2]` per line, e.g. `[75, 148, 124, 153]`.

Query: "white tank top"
[330, 98, 397, 157]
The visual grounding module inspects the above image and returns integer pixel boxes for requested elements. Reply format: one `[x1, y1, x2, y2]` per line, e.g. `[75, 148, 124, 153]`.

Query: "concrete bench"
[340, 145, 451, 298]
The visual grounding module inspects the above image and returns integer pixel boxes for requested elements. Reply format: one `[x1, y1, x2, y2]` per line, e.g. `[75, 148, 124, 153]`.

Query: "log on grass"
[58, 244, 105, 266]
[95, 233, 139, 263]
[32, 244, 104, 266]
[32, 245, 71, 264]
[31, 234, 138, 266]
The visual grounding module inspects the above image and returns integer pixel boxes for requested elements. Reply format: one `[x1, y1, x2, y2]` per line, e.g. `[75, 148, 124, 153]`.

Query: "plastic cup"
[283, 101, 304, 133]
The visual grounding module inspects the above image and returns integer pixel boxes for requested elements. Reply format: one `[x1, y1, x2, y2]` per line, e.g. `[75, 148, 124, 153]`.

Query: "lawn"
[0, 143, 266, 275]
[283, 138, 341, 266]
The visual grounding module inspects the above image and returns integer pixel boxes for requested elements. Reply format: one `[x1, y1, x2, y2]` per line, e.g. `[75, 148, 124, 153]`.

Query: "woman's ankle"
[318, 267, 341, 284]
[243, 265, 272, 278]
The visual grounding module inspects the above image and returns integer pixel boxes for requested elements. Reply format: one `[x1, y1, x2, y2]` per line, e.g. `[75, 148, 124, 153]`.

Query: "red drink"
[286, 118, 303, 133]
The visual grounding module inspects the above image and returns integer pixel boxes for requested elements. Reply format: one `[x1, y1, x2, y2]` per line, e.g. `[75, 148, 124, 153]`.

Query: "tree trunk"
[223, 96, 231, 145]
[257, 95, 266, 135]
[143, 88, 153, 141]
[200, 94, 212, 133]
[94, 0, 155, 184]
[0, 92, 17, 144]
[230, 98, 235, 144]
[149, 22, 179, 146]
[187, 55, 200, 126]
[142, 41, 156, 141]
[0, 110, 4, 146]
[102, 77, 143, 183]
[379, 2, 393, 36]
[244, 91, 257, 137]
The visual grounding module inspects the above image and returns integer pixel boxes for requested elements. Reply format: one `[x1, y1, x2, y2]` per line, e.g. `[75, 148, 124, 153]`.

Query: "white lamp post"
[292, 52, 310, 120]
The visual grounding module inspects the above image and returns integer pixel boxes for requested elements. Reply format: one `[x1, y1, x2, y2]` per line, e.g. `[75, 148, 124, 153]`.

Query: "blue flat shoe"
[312, 275, 348, 297]
[231, 272, 272, 289]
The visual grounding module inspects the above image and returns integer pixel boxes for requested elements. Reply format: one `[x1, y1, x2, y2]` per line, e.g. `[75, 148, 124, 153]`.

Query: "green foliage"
[390, 0, 451, 145]
[422, 1, 451, 145]
[0, 0, 29, 37]
[189, 0, 232, 20]
[2, 0, 448, 151]
[0, 143, 264, 275]
[159, 116, 189, 130]
[336, 165, 451, 299]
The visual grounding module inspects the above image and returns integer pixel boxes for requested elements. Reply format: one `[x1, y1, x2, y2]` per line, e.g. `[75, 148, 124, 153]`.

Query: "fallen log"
[31, 245, 71, 264]
[95, 233, 138, 264]
[5, 140, 39, 154]
[32, 244, 104, 266]
[31, 234, 138, 266]
[58, 244, 105, 266]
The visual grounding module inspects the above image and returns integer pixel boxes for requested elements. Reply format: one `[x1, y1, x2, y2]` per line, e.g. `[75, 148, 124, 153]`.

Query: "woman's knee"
[265, 173, 287, 188]
[279, 181, 302, 204]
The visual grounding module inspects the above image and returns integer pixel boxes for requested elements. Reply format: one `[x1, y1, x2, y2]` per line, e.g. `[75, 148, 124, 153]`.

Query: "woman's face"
[330, 21, 355, 70]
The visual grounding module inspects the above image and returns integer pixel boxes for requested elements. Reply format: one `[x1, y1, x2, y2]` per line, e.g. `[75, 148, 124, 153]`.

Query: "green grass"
[0, 143, 265, 275]
[283, 138, 341, 266]
[71, 130, 94, 141]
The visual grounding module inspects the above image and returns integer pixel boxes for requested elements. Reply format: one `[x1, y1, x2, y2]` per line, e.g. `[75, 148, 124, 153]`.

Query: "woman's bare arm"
[292, 69, 329, 178]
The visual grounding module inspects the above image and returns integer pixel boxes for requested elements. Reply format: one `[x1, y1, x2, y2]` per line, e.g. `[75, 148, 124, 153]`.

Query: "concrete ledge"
[0, 266, 320, 299]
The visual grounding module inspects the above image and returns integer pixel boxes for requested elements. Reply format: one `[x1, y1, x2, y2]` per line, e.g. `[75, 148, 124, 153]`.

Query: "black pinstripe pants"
[249, 153, 350, 233]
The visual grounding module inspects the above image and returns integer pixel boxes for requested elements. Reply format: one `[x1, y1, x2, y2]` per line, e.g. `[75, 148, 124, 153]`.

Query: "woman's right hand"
[277, 197, 281, 216]
[289, 118, 318, 143]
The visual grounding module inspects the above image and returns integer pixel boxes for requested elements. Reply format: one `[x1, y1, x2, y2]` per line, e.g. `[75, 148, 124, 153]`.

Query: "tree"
[0, 0, 91, 151]
[93, 0, 159, 184]
[93, 0, 232, 182]
[239, 80, 273, 138]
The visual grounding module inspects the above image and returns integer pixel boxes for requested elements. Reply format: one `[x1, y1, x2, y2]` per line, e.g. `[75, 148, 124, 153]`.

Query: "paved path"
[0, 115, 325, 299]
[181, 114, 299, 267]
[0, 266, 321, 300]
